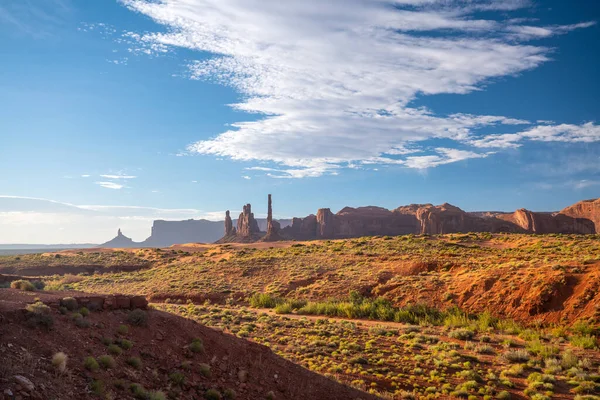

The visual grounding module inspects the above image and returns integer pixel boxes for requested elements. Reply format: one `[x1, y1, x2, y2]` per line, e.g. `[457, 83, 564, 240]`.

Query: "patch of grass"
[249, 293, 282, 308]
[117, 324, 129, 334]
[199, 363, 211, 377]
[503, 349, 530, 363]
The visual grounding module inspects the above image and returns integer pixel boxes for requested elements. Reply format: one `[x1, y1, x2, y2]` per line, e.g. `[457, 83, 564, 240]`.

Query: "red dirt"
[0, 289, 378, 400]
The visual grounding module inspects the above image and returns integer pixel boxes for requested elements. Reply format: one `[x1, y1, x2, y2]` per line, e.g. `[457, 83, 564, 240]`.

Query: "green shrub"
[223, 388, 237, 399]
[503, 349, 530, 363]
[190, 338, 205, 353]
[127, 309, 148, 326]
[205, 389, 222, 400]
[108, 344, 123, 355]
[84, 356, 100, 371]
[25, 301, 53, 329]
[32, 280, 45, 290]
[117, 324, 129, 334]
[148, 392, 167, 400]
[199, 363, 212, 377]
[117, 339, 133, 350]
[126, 357, 142, 369]
[571, 335, 597, 350]
[497, 391, 511, 399]
[249, 293, 282, 308]
[79, 307, 90, 317]
[130, 383, 148, 399]
[449, 329, 474, 340]
[61, 297, 79, 311]
[169, 371, 186, 386]
[98, 355, 116, 369]
[11, 280, 35, 291]
[90, 380, 105, 396]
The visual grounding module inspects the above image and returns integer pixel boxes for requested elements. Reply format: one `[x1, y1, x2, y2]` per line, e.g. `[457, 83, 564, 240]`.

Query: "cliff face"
[560, 198, 600, 233]
[279, 199, 599, 241]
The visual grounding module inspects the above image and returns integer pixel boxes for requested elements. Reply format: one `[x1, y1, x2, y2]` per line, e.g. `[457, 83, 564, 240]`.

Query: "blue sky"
[0, 0, 599, 243]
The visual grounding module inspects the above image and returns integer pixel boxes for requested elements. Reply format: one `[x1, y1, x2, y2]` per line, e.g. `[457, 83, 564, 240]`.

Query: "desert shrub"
[571, 335, 597, 350]
[265, 391, 276, 400]
[84, 356, 99, 371]
[274, 302, 293, 314]
[52, 352, 68, 373]
[190, 338, 205, 353]
[497, 391, 511, 399]
[126, 357, 142, 369]
[127, 309, 148, 326]
[169, 371, 186, 386]
[223, 388, 237, 399]
[79, 307, 90, 317]
[205, 389, 222, 400]
[11, 280, 35, 291]
[74, 314, 90, 328]
[573, 321, 595, 336]
[32, 280, 45, 290]
[148, 392, 167, 400]
[98, 355, 116, 369]
[449, 329, 474, 340]
[61, 297, 78, 311]
[249, 293, 282, 308]
[117, 324, 129, 334]
[527, 340, 559, 358]
[90, 379, 105, 396]
[561, 349, 579, 368]
[199, 363, 212, 377]
[130, 383, 148, 399]
[108, 344, 123, 355]
[503, 349, 530, 363]
[117, 339, 133, 350]
[25, 301, 54, 329]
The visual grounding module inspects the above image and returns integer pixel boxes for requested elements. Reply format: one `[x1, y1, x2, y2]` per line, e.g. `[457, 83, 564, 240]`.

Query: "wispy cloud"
[118, 0, 596, 177]
[99, 174, 137, 179]
[95, 181, 126, 190]
[469, 122, 600, 149]
[81, 174, 91, 178]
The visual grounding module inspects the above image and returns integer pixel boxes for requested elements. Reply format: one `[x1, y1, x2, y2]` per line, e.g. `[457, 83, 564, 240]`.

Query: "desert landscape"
[3, 0, 600, 399]
[1, 224, 600, 399]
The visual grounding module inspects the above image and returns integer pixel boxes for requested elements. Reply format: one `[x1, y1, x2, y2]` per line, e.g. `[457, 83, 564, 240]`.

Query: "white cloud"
[95, 181, 126, 190]
[242, 176, 251, 180]
[99, 174, 137, 179]
[506, 21, 596, 41]
[118, 0, 595, 176]
[469, 122, 600, 149]
[81, 174, 91, 178]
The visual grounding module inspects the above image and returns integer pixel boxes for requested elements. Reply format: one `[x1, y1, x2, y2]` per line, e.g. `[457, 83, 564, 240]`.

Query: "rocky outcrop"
[560, 198, 600, 233]
[496, 208, 595, 234]
[224, 211, 234, 236]
[237, 204, 261, 237]
[279, 199, 598, 240]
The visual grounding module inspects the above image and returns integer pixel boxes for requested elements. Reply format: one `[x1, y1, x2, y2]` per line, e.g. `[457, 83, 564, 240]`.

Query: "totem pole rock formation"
[237, 204, 260, 237]
[264, 194, 281, 241]
[224, 210, 234, 236]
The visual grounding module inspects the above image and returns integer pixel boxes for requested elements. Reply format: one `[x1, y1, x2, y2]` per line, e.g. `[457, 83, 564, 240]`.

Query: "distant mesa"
[100, 197, 600, 248]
